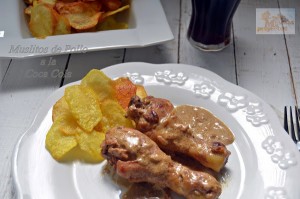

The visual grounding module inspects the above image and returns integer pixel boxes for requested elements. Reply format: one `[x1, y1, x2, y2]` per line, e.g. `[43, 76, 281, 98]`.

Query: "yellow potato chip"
[97, 16, 128, 31]
[66, 12, 102, 30]
[38, 0, 56, 7]
[29, 3, 57, 38]
[58, 0, 77, 2]
[100, 116, 110, 134]
[46, 69, 146, 163]
[103, 5, 129, 18]
[76, 129, 106, 162]
[81, 69, 115, 101]
[58, 115, 79, 136]
[65, 85, 102, 132]
[24, 6, 33, 15]
[136, 85, 148, 99]
[94, 120, 104, 132]
[102, 0, 122, 11]
[26, 0, 130, 38]
[52, 96, 71, 121]
[53, 10, 71, 35]
[100, 99, 134, 131]
[55, 1, 102, 30]
[45, 116, 78, 160]
[85, 1, 102, 12]
[32, 0, 38, 7]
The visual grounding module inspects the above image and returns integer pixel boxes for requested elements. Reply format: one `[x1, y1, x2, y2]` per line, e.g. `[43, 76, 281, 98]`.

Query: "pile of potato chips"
[46, 69, 147, 162]
[24, 0, 130, 38]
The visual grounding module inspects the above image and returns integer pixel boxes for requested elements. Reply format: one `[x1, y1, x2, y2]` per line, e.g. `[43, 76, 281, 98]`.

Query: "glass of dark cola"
[187, 0, 241, 51]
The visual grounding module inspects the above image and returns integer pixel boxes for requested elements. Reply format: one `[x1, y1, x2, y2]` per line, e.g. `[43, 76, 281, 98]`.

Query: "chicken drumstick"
[101, 126, 222, 199]
[126, 96, 234, 172]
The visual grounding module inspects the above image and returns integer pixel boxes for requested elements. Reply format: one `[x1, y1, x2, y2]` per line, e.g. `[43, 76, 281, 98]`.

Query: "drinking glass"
[187, 0, 241, 51]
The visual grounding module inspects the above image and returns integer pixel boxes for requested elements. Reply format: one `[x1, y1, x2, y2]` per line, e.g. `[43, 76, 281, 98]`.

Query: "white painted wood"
[63, 50, 125, 85]
[124, 0, 180, 63]
[0, 55, 69, 199]
[0, 59, 11, 84]
[233, 0, 296, 112]
[179, 0, 237, 84]
[278, 0, 300, 105]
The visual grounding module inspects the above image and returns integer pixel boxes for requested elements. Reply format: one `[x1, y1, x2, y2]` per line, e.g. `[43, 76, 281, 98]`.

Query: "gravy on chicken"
[122, 183, 171, 199]
[164, 105, 234, 145]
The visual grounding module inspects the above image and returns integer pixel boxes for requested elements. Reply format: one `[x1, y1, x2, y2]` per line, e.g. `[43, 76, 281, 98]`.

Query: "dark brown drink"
[187, 0, 241, 51]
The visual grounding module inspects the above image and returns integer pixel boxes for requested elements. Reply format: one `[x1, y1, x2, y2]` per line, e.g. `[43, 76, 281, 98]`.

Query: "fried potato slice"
[102, 0, 122, 11]
[53, 10, 71, 35]
[65, 85, 102, 132]
[38, 0, 56, 7]
[100, 99, 134, 131]
[85, 1, 102, 12]
[47, 69, 145, 163]
[97, 16, 128, 31]
[55, 1, 102, 30]
[68, 12, 102, 30]
[24, 6, 33, 15]
[136, 85, 148, 99]
[103, 5, 129, 18]
[24, 0, 33, 5]
[94, 121, 104, 132]
[114, 77, 137, 109]
[59, 114, 79, 136]
[32, 0, 38, 7]
[56, 1, 101, 13]
[45, 116, 78, 160]
[76, 129, 105, 162]
[81, 69, 115, 101]
[52, 96, 71, 121]
[29, 3, 56, 38]
[58, 0, 77, 2]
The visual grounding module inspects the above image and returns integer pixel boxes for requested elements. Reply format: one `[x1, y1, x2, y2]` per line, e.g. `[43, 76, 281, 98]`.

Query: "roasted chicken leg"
[102, 126, 222, 199]
[127, 96, 234, 172]
[126, 95, 174, 132]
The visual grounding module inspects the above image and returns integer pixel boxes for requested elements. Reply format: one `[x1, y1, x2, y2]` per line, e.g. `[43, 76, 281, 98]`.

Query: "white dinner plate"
[13, 63, 300, 199]
[0, 0, 173, 58]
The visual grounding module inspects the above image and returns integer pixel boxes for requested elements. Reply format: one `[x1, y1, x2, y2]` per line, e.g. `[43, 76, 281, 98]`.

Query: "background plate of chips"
[0, 0, 173, 58]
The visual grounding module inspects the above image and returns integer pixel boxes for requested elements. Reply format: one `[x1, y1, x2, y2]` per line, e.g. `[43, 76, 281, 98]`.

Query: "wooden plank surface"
[179, 0, 237, 84]
[278, 0, 300, 105]
[63, 50, 125, 85]
[0, 59, 11, 84]
[233, 0, 296, 112]
[0, 55, 69, 199]
[124, 0, 180, 63]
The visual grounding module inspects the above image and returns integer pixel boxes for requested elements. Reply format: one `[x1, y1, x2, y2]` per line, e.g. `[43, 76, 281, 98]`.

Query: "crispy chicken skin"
[127, 96, 233, 172]
[102, 127, 222, 199]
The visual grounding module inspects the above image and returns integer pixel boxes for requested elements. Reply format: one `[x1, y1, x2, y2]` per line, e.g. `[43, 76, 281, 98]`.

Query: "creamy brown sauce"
[103, 164, 171, 199]
[103, 104, 234, 199]
[163, 105, 234, 145]
[102, 163, 132, 189]
[150, 104, 234, 172]
[122, 183, 172, 199]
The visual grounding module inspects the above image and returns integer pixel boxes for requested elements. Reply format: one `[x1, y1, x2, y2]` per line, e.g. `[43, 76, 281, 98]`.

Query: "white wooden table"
[0, 0, 299, 198]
